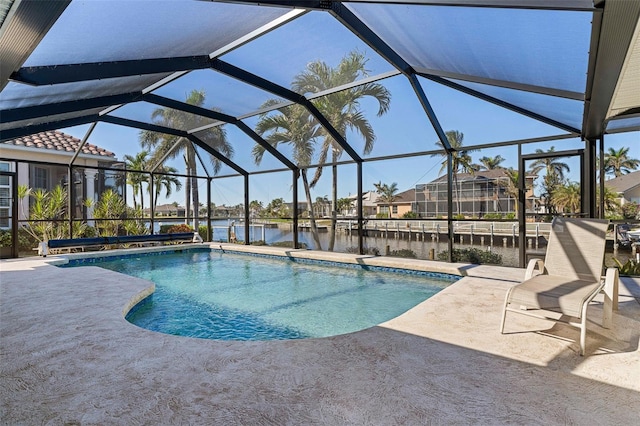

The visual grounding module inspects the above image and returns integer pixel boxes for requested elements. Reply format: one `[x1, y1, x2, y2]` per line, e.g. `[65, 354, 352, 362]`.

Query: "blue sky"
[58, 8, 639, 208]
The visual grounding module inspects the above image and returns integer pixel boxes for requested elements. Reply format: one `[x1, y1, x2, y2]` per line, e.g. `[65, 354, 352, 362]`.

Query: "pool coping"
[32, 242, 475, 279]
[2, 245, 639, 424]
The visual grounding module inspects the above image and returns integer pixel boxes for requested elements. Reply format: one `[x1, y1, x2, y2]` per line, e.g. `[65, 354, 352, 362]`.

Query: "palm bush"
[438, 248, 502, 265]
[18, 184, 87, 243]
[345, 246, 380, 256]
[388, 249, 417, 258]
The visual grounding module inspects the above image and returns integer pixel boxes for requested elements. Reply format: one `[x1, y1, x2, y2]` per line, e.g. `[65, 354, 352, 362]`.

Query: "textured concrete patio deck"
[1, 244, 639, 424]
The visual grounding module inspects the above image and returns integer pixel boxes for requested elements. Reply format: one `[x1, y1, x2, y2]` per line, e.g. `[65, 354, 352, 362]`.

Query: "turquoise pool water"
[68, 249, 458, 340]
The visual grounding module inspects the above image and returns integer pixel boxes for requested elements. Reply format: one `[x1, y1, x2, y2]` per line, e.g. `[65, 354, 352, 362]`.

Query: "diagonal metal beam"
[9, 9, 306, 87]
[10, 56, 212, 86]
[142, 93, 232, 123]
[0, 92, 144, 124]
[99, 115, 185, 137]
[98, 115, 248, 176]
[226, 0, 595, 12]
[0, 0, 71, 91]
[69, 122, 98, 166]
[329, 2, 413, 75]
[413, 67, 584, 101]
[143, 93, 298, 170]
[187, 134, 247, 176]
[422, 74, 582, 135]
[330, 3, 454, 151]
[211, 59, 362, 163]
[0, 114, 101, 142]
[407, 74, 452, 151]
[235, 121, 298, 170]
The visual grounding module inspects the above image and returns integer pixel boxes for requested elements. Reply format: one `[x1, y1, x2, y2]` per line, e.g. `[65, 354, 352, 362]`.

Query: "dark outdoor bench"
[42, 232, 200, 256]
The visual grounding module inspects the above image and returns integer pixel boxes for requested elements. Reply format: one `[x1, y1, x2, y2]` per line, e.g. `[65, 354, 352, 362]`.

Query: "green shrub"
[437, 247, 502, 265]
[198, 225, 209, 241]
[0, 229, 11, 247]
[250, 240, 267, 246]
[504, 213, 516, 220]
[402, 211, 419, 219]
[388, 248, 417, 258]
[612, 258, 640, 276]
[81, 225, 98, 238]
[621, 202, 640, 220]
[345, 246, 380, 256]
[483, 213, 503, 220]
[166, 224, 193, 233]
[159, 224, 173, 234]
[271, 240, 308, 249]
[1, 228, 40, 253]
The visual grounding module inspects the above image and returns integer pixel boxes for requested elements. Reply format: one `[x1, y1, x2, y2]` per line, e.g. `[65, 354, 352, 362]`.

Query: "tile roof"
[428, 169, 511, 183]
[605, 170, 640, 192]
[1, 131, 116, 158]
[392, 188, 415, 204]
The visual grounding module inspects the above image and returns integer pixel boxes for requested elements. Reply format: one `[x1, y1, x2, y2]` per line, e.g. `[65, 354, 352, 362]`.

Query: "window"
[33, 167, 49, 190]
[392, 206, 398, 214]
[0, 162, 11, 229]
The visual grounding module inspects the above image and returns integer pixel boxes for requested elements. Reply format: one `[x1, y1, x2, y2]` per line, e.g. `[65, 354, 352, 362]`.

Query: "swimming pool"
[66, 249, 459, 340]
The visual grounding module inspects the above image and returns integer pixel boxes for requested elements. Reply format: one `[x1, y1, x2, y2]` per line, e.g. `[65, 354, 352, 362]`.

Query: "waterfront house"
[0, 131, 121, 226]
[606, 170, 640, 206]
[415, 170, 537, 219]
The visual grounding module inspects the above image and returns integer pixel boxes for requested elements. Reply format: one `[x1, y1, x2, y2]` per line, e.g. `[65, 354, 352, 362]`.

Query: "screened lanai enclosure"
[1, 0, 639, 266]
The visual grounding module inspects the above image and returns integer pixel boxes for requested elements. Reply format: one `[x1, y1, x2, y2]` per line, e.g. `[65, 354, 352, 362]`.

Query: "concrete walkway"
[1, 245, 639, 425]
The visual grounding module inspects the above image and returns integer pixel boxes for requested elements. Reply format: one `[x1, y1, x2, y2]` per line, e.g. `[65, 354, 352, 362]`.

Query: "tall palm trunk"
[302, 169, 322, 250]
[184, 165, 191, 226]
[139, 183, 145, 214]
[187, 150, 200, 231]
[454, 173, 462, 216]
[328, 152, 338, 251]
[192, 174, 199, 231]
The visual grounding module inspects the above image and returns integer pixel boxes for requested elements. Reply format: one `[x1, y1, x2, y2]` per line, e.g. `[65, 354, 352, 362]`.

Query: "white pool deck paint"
[1, 243, 639, 425]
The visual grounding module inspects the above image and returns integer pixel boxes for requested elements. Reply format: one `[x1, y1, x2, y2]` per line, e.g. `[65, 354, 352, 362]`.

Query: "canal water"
[155, 220, 635, 268]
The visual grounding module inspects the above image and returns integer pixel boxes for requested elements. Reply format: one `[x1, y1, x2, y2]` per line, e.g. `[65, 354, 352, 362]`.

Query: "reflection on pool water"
[67, 249, 459, 340]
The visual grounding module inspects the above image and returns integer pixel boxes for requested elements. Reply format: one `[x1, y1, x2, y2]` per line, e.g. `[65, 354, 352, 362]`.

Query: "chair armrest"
[525, 258, 545, 280]
[602, 267, 619, 329]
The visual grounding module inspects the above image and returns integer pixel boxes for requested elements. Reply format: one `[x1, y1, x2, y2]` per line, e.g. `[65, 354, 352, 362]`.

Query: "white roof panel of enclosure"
[346, 3, 592, 95]
[0, 0, 638, 168]
[0, 74, 170, 110]
[220, 10, 395, 92]
[23, 1, 293, 66]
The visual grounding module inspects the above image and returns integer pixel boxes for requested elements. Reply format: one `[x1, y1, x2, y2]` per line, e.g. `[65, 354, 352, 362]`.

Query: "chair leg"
[603, 267, 619, 329]
[579, 302, 589, 356]
[500, 290, 512, 334]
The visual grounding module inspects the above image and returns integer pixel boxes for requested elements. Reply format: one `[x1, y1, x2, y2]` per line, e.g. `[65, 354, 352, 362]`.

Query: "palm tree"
[336, 197, 354, 216]
[432, 130, 477, 216]
[123, 150, 149, 213]
[552, 181, 581, 214]
[315, 195, 330, 217]
[501, 168, 520, 216]
[150, 165, 182, 209]
[598, 185, 621, 218]
[478, 155, 505, 170]
[292, 50, 391, 251]
[528, 147, 570, 214]
[374, 181, 399, 218]
[140, 89, 232, 230]
[249, 200, 263, 219]
[253, 103, 324, 249]
[604, 147, 640, 177]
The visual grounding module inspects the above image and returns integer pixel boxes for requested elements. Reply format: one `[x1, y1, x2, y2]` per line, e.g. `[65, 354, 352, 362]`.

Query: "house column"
[84, 169, 98, 225]
[17, 162, 29, 221]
